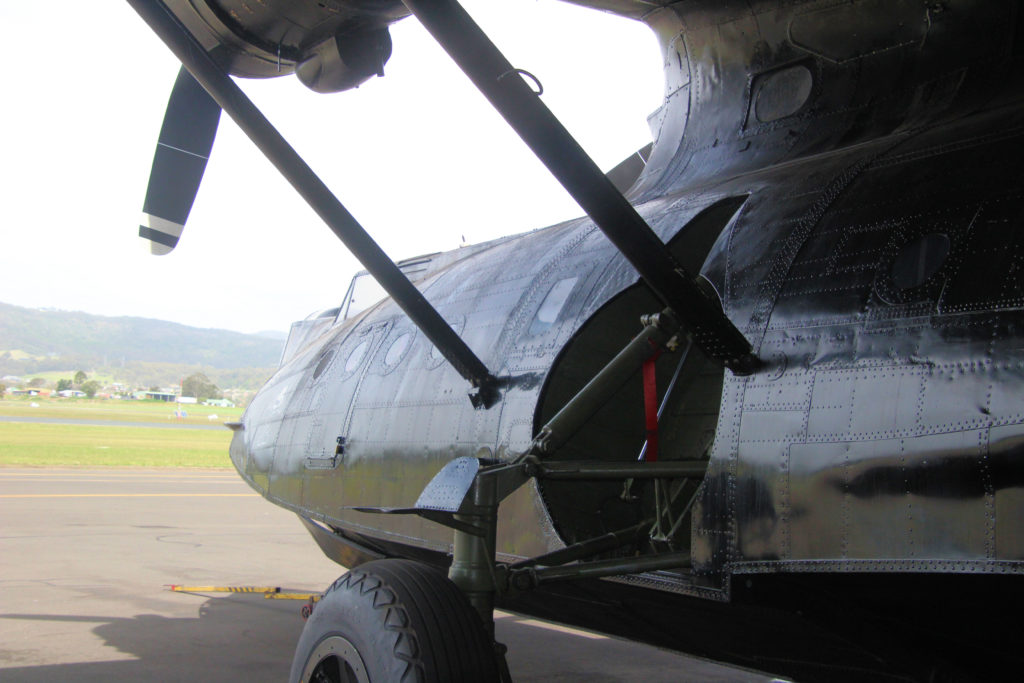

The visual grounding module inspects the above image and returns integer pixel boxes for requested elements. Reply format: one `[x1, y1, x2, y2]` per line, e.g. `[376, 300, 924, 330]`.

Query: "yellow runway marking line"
[0, 493, 258, 498]
[0, 472, 236, 477]
[0, 479, 241, 484]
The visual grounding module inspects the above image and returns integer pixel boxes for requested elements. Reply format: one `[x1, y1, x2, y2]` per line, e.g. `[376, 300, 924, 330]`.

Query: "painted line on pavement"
[0, 478, 240, 484]
[1, 493, 258, 498]
[0, 472, 236, 478]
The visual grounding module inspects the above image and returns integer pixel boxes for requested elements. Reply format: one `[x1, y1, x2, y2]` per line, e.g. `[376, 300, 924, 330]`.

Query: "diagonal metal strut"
[127, 0, 499, 401]
[401, 0, 758, 374]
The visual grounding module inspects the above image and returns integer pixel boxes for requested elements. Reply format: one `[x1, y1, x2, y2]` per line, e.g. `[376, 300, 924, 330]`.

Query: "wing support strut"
[401, 0, 758, 374]
[126, 0, 500, 406]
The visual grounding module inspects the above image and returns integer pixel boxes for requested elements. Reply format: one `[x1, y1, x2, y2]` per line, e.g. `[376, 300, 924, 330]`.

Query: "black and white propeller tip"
[139, 66, 221, 255]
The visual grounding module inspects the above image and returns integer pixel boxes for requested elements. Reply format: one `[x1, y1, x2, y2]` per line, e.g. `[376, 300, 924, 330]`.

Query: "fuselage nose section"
[228, 424, 248, 479]
[230, 365, 308, 494]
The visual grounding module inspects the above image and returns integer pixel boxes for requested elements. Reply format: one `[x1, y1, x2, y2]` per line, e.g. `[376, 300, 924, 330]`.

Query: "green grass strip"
[0, 422, 234, 468]
[0, 398, 242, 426]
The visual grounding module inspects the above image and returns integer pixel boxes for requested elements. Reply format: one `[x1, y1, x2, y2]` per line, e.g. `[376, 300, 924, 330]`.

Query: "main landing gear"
[290, 559, 500, 683]
[292, 310, 709, 681]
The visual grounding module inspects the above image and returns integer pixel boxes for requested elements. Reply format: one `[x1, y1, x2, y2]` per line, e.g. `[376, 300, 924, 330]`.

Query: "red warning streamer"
[642, 341, 662, 462]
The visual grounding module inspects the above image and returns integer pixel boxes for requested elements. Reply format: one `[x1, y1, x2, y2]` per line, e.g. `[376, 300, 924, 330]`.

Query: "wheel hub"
[301, 635, 369, 683]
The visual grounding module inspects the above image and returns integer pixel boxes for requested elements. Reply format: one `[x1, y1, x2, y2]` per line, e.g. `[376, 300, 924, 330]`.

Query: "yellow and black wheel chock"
[167, 585, 322, 619]
[167, 585, 281, 593]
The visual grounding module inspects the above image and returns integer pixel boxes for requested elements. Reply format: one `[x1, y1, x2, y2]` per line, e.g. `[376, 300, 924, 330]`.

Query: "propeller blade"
[140, 66, 221, 255]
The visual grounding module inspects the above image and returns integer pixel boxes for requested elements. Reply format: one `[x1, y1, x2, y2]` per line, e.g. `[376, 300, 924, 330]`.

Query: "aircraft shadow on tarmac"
[1, 593, 748, 682]
[2, 594, 307, 682]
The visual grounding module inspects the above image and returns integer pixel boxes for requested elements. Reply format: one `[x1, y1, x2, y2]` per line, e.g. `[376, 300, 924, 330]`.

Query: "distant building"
[140, 391, 176, 402]
[203, 398, 235, 408]
[177, 396, 198, 405]
[57, 390, 86, 398]
[10, 388, 50, 397]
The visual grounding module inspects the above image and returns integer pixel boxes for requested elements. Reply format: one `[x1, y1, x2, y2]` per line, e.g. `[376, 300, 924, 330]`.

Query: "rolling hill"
[0, 302, 285, 389]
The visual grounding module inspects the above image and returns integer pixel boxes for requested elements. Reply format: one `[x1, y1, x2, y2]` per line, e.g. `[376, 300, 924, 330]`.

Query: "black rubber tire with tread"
[289, 558, 499, 683]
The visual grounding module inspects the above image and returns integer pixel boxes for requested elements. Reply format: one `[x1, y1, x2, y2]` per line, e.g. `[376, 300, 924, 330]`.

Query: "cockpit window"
[340, 272, 387, 321]
[338, 255, 438, 322]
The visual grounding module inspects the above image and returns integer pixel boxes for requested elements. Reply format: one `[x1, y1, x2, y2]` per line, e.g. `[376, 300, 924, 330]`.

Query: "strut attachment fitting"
[528, 310, 681, 458]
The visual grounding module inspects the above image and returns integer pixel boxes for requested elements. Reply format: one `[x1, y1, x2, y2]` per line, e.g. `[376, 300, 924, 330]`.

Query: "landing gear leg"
[447, 473, 513, 682]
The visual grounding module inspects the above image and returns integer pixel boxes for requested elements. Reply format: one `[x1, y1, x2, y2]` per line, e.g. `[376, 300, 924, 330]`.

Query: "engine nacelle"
[164, 0, 404, 90]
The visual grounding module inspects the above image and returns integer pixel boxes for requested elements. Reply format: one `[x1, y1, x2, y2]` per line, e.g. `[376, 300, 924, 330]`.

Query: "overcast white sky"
[1, 1, 662, 335]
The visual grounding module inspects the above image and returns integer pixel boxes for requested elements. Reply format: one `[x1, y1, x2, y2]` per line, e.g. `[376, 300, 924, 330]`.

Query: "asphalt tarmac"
[0, 468, 780, 682]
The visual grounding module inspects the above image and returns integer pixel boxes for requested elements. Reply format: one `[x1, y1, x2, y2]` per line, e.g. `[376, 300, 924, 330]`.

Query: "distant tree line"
[182, 372, 222, 401]
[0, 358, 274, 393]
[52, 371, 101, 397]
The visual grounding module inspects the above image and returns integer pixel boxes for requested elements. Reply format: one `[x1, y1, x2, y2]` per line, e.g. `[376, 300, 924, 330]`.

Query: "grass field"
[0, 397, 243, 425]
[0, 398, 238, 468]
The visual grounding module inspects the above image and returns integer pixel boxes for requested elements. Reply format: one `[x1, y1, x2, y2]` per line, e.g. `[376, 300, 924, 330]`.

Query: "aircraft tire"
[288, 558, 499, 683]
